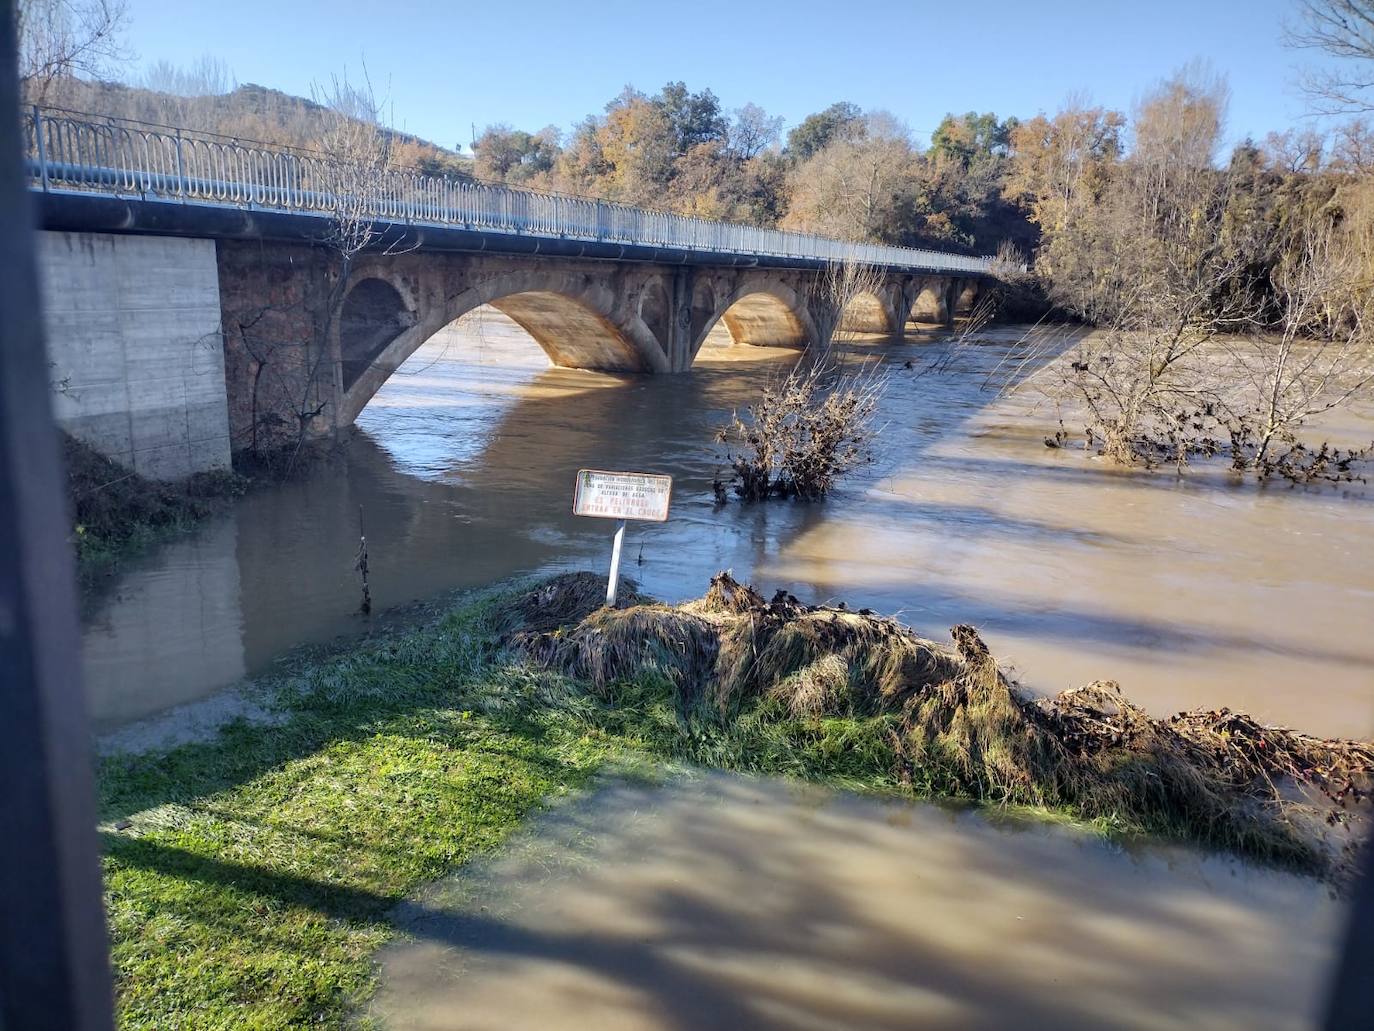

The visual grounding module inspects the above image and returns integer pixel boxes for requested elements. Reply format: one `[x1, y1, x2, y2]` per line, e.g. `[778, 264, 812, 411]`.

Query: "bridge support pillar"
[666, 267, 695, 373]
[953, 279, 980, 319]
[910, 275, 953, 326]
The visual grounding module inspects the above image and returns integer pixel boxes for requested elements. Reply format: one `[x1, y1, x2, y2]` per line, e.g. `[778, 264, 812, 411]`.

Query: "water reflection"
[373, 771, 1340, 1030]
[81, 515, 246, 726]
[81, 309, 1374, 739]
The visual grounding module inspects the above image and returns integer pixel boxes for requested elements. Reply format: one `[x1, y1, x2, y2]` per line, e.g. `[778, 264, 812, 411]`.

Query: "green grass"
[91, 586, 1230, 1027]
[64, 432, 248, 584]
[99, 596, 626, 1028]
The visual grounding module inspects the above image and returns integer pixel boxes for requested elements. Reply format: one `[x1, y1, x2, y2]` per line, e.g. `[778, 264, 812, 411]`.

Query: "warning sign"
[572, 469, 673, 522]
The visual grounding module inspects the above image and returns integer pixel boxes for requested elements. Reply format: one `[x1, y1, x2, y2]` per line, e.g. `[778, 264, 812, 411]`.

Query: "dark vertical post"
[0, 6, 115, 1030]
[1325, 843, 1374, 1028]
[32, 103, 48, 191]
[174, 127, 185, 200]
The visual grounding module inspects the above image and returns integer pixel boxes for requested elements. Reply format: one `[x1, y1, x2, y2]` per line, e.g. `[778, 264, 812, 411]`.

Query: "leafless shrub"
[714, 261, 892, 502]
[824, 257, 888, 342]
[715, 358, 888, 502]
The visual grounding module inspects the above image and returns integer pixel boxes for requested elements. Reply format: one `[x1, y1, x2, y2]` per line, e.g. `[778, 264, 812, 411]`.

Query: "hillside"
[41, 78, 473, 176]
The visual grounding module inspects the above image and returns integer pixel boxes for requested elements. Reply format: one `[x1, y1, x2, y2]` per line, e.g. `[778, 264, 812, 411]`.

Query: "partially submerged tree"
[1225, 216, 1374, 481]
[715, 261, 890, 502]
[714, 359, 887, 501]
[1019, 68, 1374, 479]
[231, 72, 408, 472]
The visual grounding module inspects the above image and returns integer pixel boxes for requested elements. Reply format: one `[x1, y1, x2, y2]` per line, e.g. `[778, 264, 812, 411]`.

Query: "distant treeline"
[27, 40, 1374, 326]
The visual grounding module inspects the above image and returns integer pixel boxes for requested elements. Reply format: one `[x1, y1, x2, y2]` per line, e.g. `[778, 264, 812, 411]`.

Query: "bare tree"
[312, 72, 398, 273]
[1287, 0, 1374, 113]
[1027, 182, 1374, 478]
[781, 134, 918, 243]
[728, 102, 783, 160]
[715, 260, 891, 502]
[16, 0, 129, 105]
[1225, 216, 1374, 479]
[139, 54, 235, 98]
[234, 72, 408, 473]
[824, 256, 889, 342]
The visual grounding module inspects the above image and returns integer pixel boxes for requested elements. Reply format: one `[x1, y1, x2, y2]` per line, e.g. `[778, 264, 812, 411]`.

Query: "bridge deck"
[23, 107, 992, 276]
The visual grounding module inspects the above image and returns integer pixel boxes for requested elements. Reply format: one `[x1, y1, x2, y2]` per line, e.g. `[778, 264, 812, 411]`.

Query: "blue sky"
[120, 0, 1345, 151]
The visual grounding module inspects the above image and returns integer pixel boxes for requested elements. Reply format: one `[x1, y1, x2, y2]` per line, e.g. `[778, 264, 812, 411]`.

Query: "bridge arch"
[339, 269, 669, 423]
[690, 281, 821, 362]
[836, 290, 900, 336]
[910, 276, 956, 325]
[338, 276, 416, 392]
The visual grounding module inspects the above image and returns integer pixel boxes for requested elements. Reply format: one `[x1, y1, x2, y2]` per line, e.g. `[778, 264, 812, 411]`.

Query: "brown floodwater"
[84, 312, 1370, 1025]
[81, 309, 1374, 739]
[372, 770, 1342, 1030]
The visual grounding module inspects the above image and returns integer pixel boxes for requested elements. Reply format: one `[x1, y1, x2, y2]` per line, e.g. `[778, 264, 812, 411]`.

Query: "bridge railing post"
[174, 129, 186, 200]
[31, 106, 49, 193]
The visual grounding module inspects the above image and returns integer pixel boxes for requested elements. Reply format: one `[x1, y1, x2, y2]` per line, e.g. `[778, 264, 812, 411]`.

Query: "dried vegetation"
[502, 571, 1373, 877]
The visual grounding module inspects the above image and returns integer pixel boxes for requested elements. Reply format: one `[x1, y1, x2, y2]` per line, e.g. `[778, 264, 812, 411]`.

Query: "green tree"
[930, 111, 1017, 167]
[473, 123, 561, 183]
[653, 81, 728, 153]
[785, 101, 865, 162]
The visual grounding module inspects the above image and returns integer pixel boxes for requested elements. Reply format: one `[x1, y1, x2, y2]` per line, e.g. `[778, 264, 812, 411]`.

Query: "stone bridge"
[26, 107, 993, 476]
[240, 243, 983, 425]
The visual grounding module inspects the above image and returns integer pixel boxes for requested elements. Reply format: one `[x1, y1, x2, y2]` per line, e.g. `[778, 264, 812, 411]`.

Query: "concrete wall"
[38, 231, 231, 479]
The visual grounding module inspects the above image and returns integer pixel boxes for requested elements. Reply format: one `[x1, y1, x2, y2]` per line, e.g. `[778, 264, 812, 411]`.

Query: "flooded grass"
[97, 574, 1371, 1027]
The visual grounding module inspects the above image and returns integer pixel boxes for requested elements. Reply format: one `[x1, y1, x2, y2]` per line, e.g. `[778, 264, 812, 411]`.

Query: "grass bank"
[98, 575, 1372, 1028]
[65, 433, 246, 582]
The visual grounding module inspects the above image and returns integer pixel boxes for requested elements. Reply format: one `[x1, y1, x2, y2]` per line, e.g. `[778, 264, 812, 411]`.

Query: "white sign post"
[572, 469, 673, 606]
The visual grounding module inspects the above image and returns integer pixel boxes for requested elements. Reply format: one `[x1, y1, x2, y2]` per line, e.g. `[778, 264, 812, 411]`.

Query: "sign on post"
[573, 469, 673, 606]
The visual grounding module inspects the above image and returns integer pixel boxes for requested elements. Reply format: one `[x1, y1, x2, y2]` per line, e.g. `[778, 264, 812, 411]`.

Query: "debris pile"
[502, 572, 1373, 876]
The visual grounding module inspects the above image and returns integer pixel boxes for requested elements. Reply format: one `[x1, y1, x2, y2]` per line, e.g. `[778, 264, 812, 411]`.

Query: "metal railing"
[22, 107, 994, 275]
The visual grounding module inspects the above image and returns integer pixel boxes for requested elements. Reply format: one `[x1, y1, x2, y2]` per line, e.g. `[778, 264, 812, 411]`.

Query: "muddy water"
[373, 771, 1341, 1030]
[81, 311, 1374, 738]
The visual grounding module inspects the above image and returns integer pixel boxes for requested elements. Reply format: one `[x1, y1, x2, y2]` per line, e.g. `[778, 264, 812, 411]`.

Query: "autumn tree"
[474, 123, 560, 183]
[930, 111, 1016, 167]
[1003, 98, 1124, 241]
[781, 127, 919, 243]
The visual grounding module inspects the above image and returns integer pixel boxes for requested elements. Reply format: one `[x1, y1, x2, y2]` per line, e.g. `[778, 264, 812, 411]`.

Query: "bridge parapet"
[23, 107, 993, 277]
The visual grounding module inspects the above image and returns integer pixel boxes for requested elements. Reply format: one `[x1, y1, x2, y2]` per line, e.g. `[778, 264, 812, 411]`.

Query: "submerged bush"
[63, 432, 246, 575]
[714, 359, 887, 502]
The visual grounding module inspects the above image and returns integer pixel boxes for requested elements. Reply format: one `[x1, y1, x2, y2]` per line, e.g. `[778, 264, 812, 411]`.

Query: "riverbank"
[64, 432, 247, 583]
[97, 574, 1370, 1028]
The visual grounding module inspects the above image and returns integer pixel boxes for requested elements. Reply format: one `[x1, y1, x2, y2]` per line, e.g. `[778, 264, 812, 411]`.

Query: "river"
[82, 309, 1374, 741]
[372, 770, 1342, 1030]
